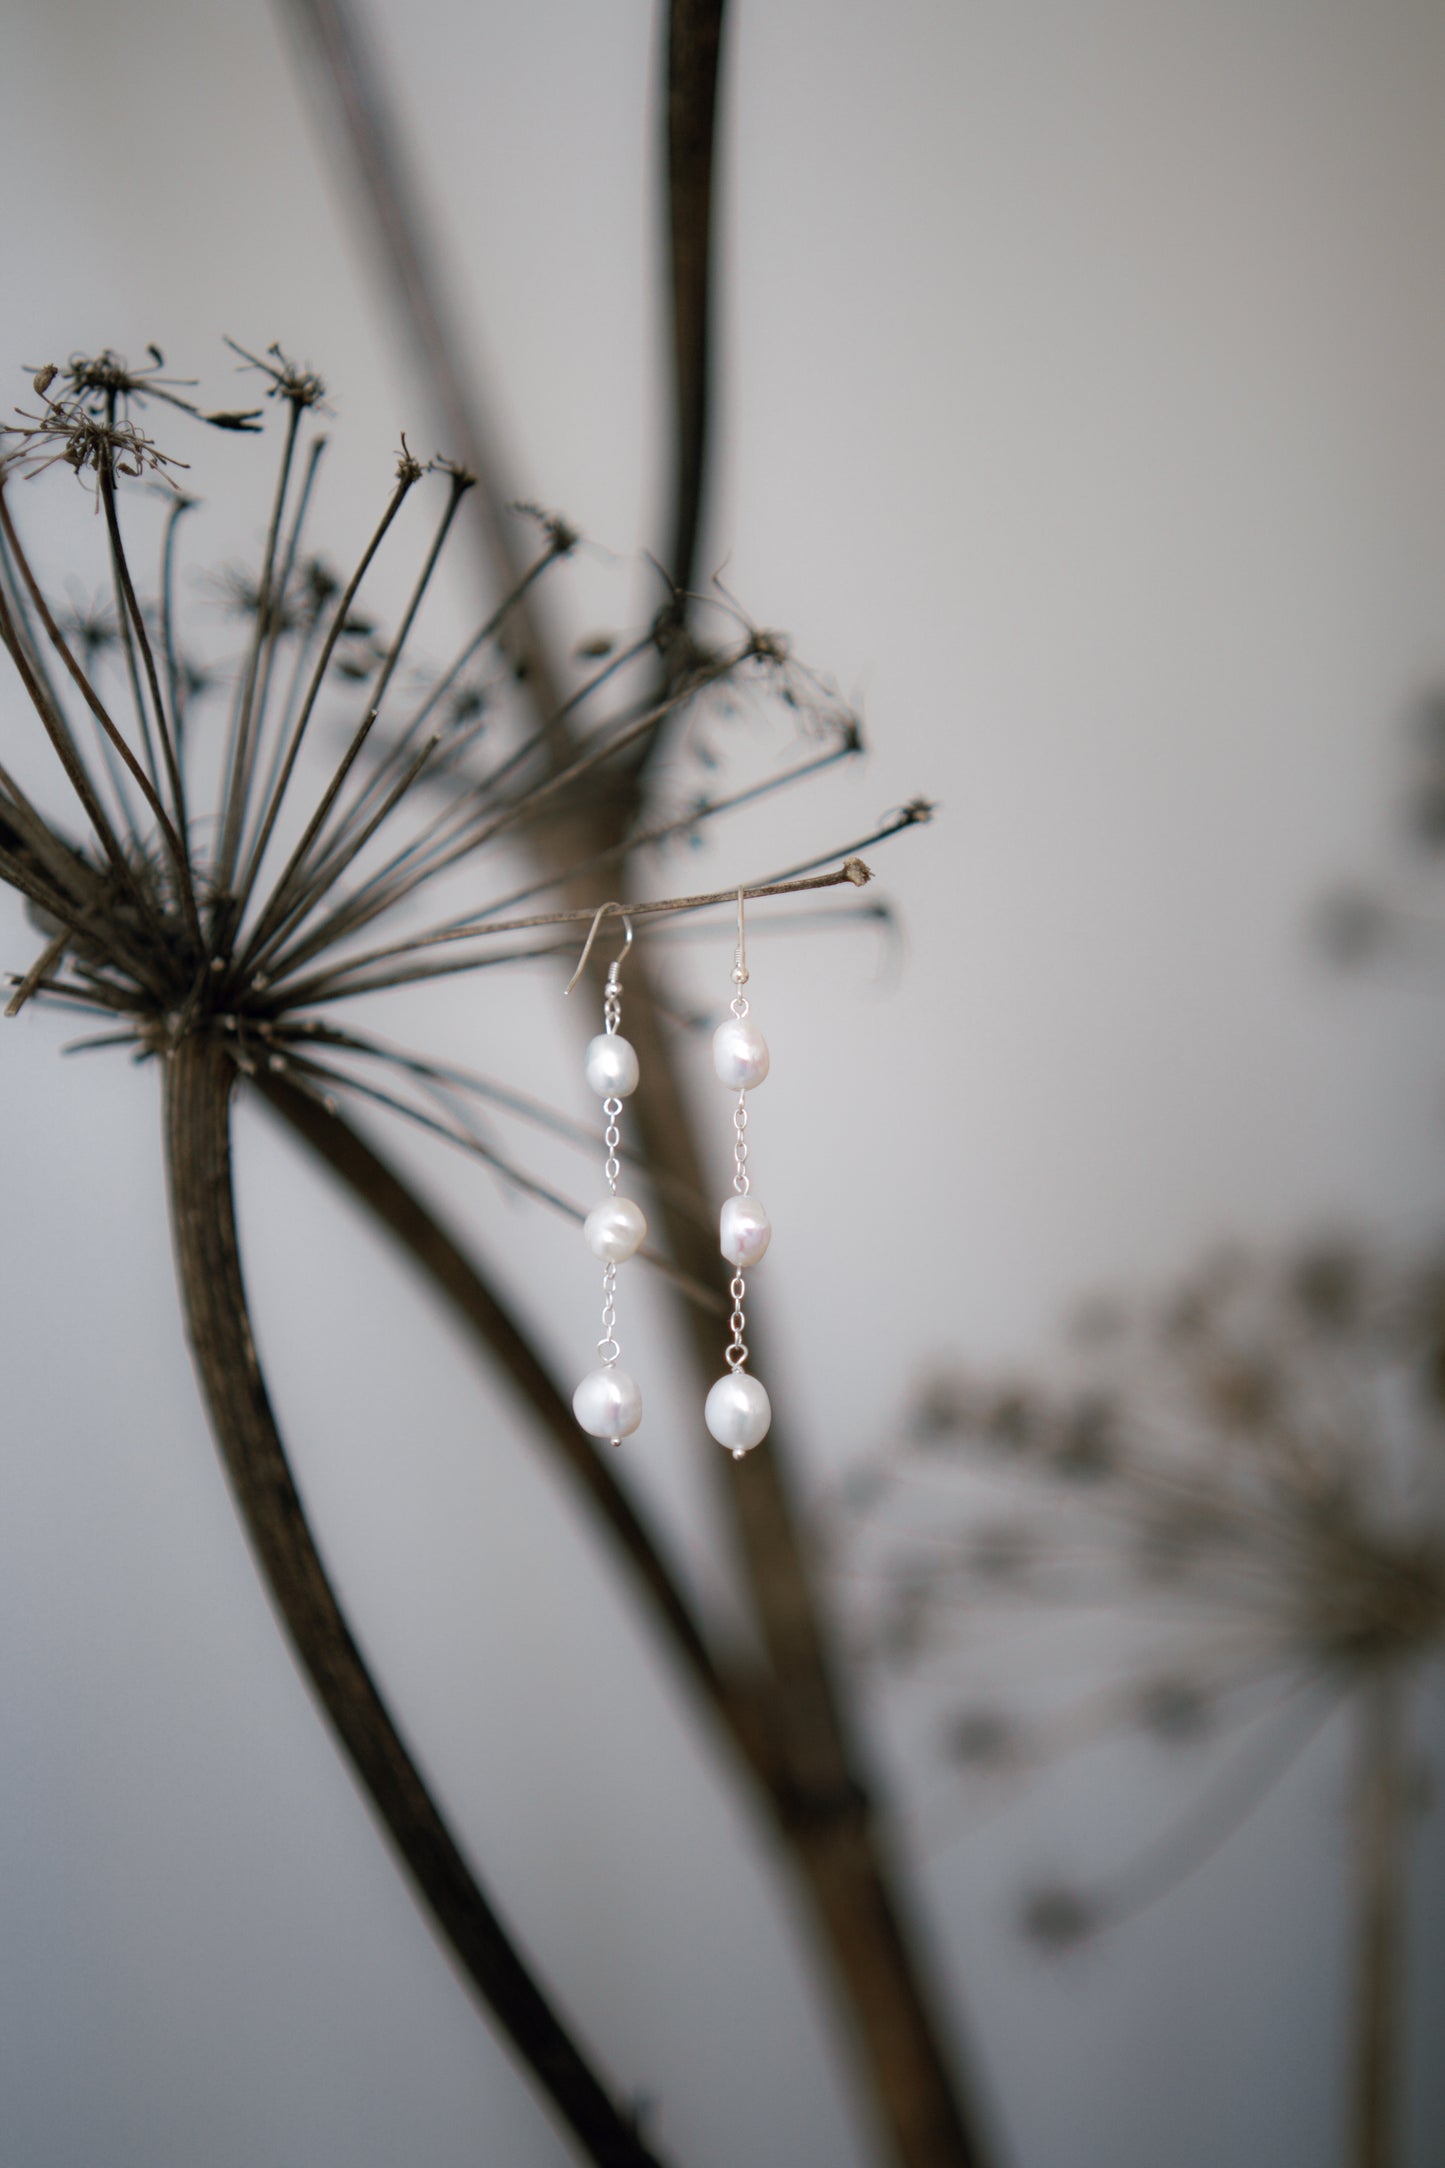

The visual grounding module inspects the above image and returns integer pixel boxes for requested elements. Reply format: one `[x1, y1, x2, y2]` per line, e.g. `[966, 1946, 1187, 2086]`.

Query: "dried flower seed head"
[223, 338, 327, 412]
[513, 501, 579, 558]
[57, 593, 120, 663]
[427, 453, 477, 493]
[51, 346, 263, 433]
[839, 1240, 1445, 1957]
[0, 336, 879, 1246]
[1, 390, 188, 492]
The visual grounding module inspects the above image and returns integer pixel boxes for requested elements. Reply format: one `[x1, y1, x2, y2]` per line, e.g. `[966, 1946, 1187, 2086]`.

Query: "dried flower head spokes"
[3, 380, 190, 495]
[838, 1240, 1445, 1945]
[0, 340, 906, 1258]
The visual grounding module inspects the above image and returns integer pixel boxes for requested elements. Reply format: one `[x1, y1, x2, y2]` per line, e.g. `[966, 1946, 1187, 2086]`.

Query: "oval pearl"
[584, 1033, 639, 1098]
[712, 1017, 769, 1089]
[705, 1371, 771, 1455]
[720, 1194, 771, 1267]
[584, 1196, 647, 1263]
[573, 1366, 643, 1439]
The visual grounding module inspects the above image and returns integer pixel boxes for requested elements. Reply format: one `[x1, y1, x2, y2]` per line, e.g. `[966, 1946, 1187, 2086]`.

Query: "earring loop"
[565, 901, 633, 997]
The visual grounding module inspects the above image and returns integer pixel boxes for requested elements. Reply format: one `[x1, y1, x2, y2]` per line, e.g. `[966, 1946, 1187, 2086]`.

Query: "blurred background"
[1, 2, 1443, 2164]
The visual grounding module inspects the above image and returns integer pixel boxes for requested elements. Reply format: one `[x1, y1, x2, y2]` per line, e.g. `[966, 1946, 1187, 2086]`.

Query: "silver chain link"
[598, 967, 624, 1366]
[726, 1270, 748, 1372]
[597, 1259, 620, 1364]
[732, 1090, 749, 1197]
[604, 1098, 622, 1194]
[727, 939, 752, 1367]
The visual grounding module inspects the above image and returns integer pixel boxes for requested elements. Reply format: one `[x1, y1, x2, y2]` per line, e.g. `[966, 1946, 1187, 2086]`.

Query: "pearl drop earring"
[705, 889, 772, 1459]
[566, 904, 646, 1446]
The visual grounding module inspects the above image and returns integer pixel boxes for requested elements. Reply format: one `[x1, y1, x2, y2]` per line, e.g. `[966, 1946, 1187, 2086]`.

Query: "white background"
[1, 3, 1443, 2164]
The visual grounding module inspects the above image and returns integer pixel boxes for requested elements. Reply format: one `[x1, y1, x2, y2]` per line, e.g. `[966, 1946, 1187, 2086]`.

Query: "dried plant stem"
[1, 491, 201, 952]
[0, 503, 163, 940]
[164, 1033, 669, 2168]
[254, 1067, 769, 1775]
[274, 0, 564, 719]
[275, 13, 988, 2160]
[269, 859, 873, 1008]
[662, 0, 727, 596]
[99, 465, 190, 851]
[462, 738, 862, 930]
[216, 397, 305, 895]
[158, 492, 197, 762]
[238, 474, 471, 963]
[255, 905, 983, 2168]
[1351, 1669, 1409, 2168]
[617, 958, 988, 2168]
[234, 460, 420, 942]
[262, 1037, 984, 2167]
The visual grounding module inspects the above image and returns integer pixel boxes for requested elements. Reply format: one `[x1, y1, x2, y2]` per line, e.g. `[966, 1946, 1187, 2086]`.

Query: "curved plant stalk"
[662, 0, 727, 597]
[270, 7, 993, 2162]
[164, 1032, 668, 2168]
[615, 962, 989, 2168]
[253, 1063, 772, 1783]
[268, 1017, 988, 2167]
[1352, 1669, 1409, 2168]
[272, 0, 564, 721]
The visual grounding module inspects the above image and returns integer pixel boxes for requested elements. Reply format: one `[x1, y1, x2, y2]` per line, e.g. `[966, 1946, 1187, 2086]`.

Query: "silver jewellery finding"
[705, 888, 772, 1458]
[566, 903, 646, 1446]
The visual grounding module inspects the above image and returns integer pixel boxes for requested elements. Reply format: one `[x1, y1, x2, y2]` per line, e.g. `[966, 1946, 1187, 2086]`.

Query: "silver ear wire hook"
[565, 901, 634, 997]
[733, 886, 748, 989]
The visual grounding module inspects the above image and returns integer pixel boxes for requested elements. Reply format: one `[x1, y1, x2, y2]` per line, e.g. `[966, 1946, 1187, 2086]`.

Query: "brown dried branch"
[663, 0, 728, 596]
[273, 0, 565, 717]
[269, 12, 987, 2160]
[165, 1033, 669, 2168]
[615, 944, 990, 2168]
[254, 1065, 772, 1770]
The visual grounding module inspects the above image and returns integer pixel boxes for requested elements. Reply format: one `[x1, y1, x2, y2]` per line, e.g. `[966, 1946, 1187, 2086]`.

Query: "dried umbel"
[0, 340, 875, 1182]
[841, 1241, 1445, 2167]
[0, 339, 905, 2168]
[0, 333, 990, 2168]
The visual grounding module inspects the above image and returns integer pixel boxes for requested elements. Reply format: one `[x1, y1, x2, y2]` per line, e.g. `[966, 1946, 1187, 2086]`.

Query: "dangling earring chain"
[725, 1078, 751, 1376]
[596, 973, 626, 1374]
[705, 890, 773, 1459]
[566, 904, 646, 1448]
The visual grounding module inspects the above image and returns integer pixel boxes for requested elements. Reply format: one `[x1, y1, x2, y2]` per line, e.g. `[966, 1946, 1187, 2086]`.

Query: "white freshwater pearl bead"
[705, 1371, 771, 1455]
[573, 1366, 643, 1439]
[712, 1017, 769, 1089]
[584, 1196, 647, 1263]
[720, 1194, 771, 1267]
[584, 1033, 639, 1098]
